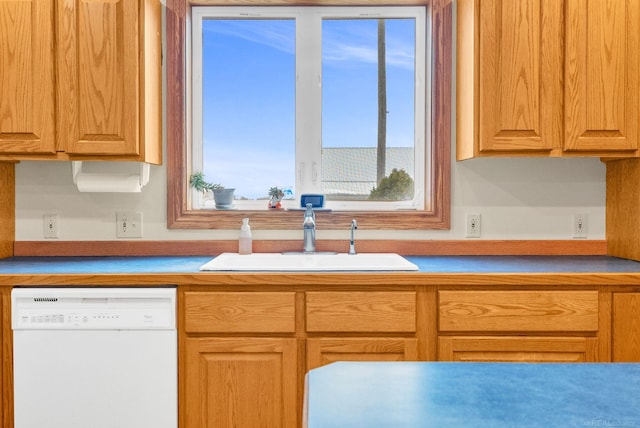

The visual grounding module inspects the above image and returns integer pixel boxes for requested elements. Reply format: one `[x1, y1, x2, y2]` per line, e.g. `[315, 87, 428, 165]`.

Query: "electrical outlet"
[43, 214, 58, 239]
[466, 213, 481, 238]
[116, 211, 143, 238]
[573, 214, 588, 239]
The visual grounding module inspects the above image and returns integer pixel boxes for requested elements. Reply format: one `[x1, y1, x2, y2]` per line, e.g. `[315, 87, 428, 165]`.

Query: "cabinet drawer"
[306, 291, 416, 333]
[438, 336, 598, 362]
[184, 292, 296, 333]
[439, 291, 598, 332]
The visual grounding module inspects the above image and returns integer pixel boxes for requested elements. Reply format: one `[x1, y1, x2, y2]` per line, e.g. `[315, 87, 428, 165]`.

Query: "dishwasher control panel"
[12, 288, 176, 330]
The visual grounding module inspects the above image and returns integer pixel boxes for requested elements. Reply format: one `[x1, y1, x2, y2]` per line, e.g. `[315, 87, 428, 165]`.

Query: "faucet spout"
[349, 219, 358, 255]
[303, 203, 316, 253]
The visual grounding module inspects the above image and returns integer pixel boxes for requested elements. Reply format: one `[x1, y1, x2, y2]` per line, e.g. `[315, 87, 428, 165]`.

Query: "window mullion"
[295, 10, 323, 195]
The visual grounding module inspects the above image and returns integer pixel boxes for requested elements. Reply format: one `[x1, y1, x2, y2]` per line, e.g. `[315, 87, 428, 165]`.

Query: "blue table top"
[304, 362, 640, 428]
[1, 255, 640, 274]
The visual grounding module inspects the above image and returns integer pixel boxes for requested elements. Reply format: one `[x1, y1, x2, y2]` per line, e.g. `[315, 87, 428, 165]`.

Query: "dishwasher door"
[12, 288, 177, 428]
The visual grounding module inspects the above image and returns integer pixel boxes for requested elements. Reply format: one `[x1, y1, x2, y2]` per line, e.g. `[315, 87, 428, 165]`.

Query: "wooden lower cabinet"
[184, 337, 298, 428]
[307, 338, 419, 370]
[437, 290, 600, 363]
[180, 286, 613, 426]
[305, 291, 420, 371]
[612, 292, 640, 361]
[183, 291, 299, 428]
[439, 336, 598, 362]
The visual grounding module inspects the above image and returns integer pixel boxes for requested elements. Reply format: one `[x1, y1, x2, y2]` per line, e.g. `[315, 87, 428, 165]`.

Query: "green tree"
[369, 168, 414, 201]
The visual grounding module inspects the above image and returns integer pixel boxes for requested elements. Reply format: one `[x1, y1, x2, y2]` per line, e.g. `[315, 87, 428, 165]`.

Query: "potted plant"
[268, 186, 284, 209]
[189, 171, 235, 209]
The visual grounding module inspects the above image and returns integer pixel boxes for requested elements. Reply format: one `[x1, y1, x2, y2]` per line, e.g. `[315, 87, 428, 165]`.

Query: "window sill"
[169, 208, 449, 230]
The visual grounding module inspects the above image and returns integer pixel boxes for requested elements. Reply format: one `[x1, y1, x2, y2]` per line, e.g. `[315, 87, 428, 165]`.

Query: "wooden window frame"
[166, 0, 451, 230]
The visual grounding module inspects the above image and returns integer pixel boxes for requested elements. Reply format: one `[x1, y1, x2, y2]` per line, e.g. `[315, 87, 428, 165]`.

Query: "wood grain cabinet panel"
[307, 338, 419, 371]
[458, 0, 640, 159]
[0, 0, 161, 162]
[564, 0, 640, 153]
[439, 291, 599, 332]
[612, 292, 640, 361]
[306, 291, 416, 333]
[58, 0, 140, 156]
[184, 291, 296, 333]
[184, 337, 298, 428]
[478, 0, 561, 154]
[439, 336, 598, 362]
[0, 0, 55, 154]
[457, 0, 562, 158]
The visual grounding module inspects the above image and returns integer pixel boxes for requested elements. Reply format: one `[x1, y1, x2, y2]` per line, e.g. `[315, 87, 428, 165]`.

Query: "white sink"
[200, 252, 419, 272]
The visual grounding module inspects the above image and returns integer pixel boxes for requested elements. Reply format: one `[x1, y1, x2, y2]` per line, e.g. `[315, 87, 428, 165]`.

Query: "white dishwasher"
[12, 287, 177, 428]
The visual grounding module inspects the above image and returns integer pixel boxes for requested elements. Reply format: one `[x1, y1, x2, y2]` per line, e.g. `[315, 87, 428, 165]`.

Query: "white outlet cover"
[43, 213, 58, 239]
[466, 213, 481, 238]
[116, 211, 143, 238]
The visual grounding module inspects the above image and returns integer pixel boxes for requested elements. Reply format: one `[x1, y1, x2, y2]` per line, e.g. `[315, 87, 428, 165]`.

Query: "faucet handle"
[305, 203, 315, 219]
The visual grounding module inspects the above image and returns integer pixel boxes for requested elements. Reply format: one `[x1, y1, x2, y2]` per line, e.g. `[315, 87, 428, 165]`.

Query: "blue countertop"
[1, 255, 640, 274]
[405, 255, 640, 273]
[304, 362, 640, 428]
[0, 256, 213, 274]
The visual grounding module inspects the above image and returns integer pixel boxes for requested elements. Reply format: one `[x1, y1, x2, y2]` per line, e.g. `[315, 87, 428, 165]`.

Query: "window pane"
[201, 19, 295, 201]
[321, 18, 416, 202]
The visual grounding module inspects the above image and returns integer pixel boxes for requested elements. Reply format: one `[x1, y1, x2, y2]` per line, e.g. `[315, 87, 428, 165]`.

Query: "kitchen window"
[166, 0, 451, 230]
[192, 6, 425, 211]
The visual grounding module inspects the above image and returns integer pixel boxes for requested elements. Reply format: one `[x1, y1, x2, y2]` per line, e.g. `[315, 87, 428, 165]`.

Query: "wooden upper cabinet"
[564, 0, 639, 154]
[458, 0, 640, 159]
[457, 0, 562, 159]
[0, 0, 55, 154]
[58, 0, 139, 157]
[0, 0, 161, 163]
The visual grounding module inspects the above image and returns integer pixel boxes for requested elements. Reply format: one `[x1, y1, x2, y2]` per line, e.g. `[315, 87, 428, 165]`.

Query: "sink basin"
[200, 252, 419, 272]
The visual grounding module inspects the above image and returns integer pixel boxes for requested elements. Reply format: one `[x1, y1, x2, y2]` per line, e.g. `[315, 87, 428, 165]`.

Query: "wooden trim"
[0, 163, 15, 258]
[13, 239, 607, 257]
[607, 158, 640, 260]
[165, 0, 451, 230]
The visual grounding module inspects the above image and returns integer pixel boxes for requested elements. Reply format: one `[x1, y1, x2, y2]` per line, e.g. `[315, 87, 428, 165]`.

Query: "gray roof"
[321, 147, 414, 196]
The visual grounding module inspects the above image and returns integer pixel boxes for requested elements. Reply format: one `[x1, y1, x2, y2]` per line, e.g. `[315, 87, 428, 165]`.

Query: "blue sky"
[200, 18, 416, 199]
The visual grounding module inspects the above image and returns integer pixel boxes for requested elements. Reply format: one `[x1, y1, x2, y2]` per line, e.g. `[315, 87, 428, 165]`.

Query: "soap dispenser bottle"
[239, 218, 253, 255]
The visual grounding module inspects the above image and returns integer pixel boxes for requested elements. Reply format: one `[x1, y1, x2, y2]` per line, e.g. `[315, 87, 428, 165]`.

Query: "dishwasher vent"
[33, 298, 58, 303]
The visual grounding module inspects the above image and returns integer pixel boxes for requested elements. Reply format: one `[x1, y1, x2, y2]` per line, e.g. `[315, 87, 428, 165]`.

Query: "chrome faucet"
[349, 219, 358, 255]
[303, 203, 316, 253]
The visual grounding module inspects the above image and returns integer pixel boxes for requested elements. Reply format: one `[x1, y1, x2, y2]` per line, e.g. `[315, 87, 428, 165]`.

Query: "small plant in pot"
[189, 171, 235, 209]
[268, 186, 284, 209]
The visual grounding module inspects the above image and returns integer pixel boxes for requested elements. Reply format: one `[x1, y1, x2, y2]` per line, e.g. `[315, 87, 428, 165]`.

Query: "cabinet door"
[307, 338, 419, 371]
[565, 0, 639, 153]
[185, 337, 298, 428]
[612, 293, 640, 361]
[475, 0, 562, 154]
[439, 336, 598, 362]
[57, 0, 139, 156]
[0, 0, 55, 154]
